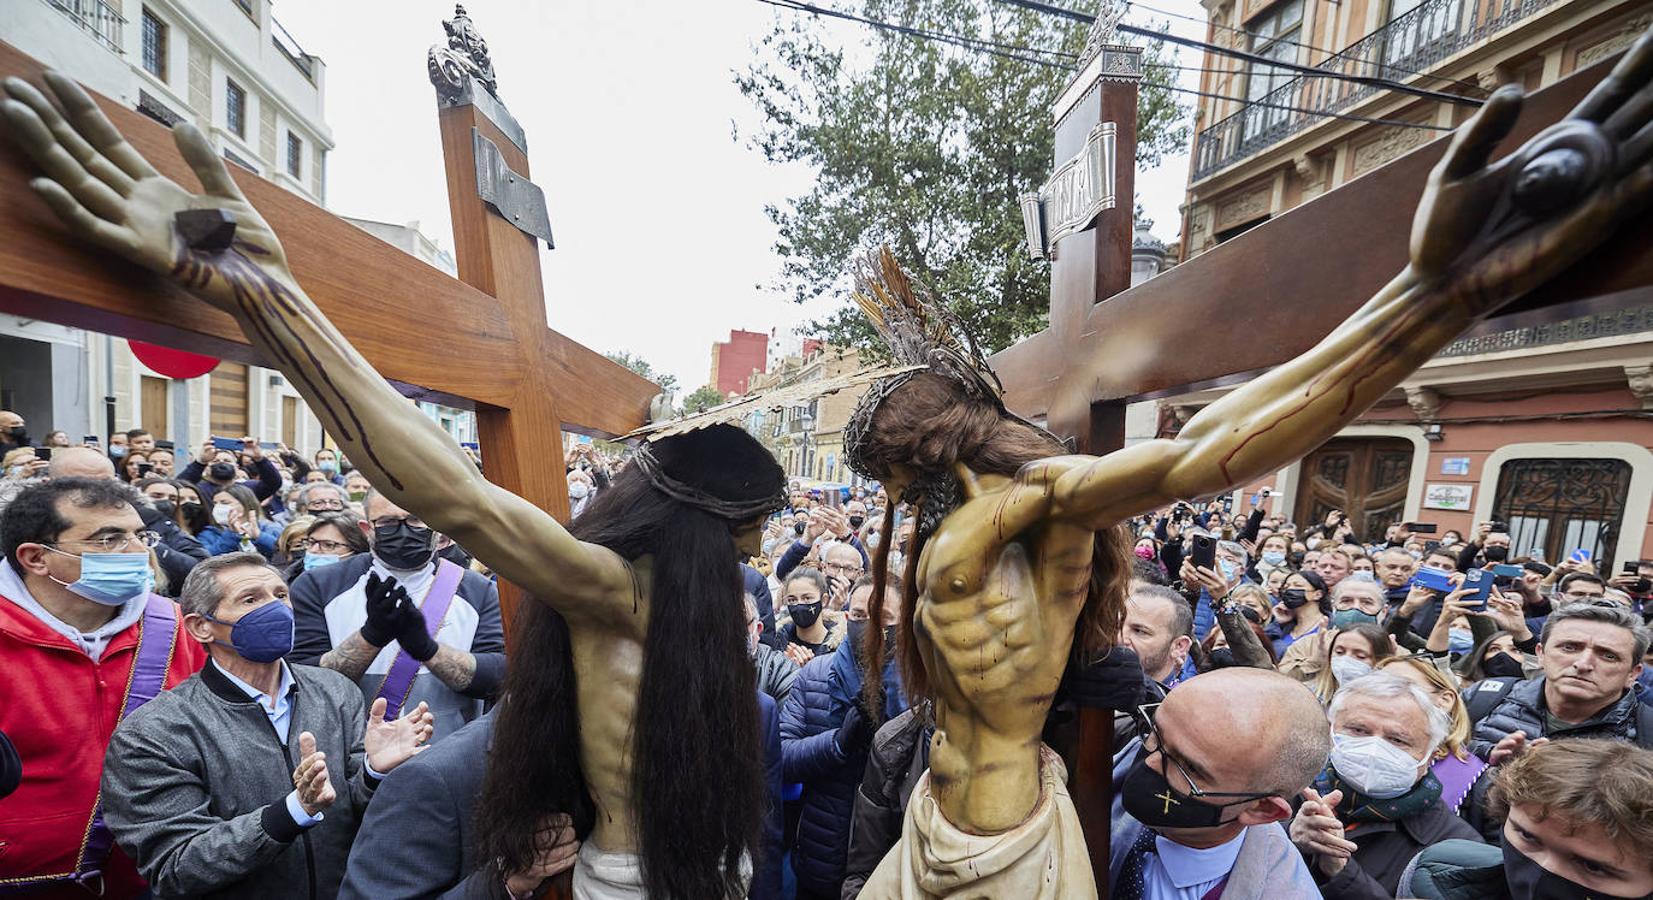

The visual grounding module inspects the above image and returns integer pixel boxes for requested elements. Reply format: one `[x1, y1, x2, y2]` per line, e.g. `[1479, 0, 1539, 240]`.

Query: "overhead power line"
[1116, 22, 1481, 107]
[756, 0, 1076, 69]
[1166, 84, 1453, 132]
[987, 0, 1484, 105]
[987, 0, 1094, 22]
[1122, 0, 1485, 94]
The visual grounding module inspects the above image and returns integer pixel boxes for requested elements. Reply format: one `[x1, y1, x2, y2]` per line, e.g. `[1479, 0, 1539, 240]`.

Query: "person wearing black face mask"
[0, 409, 28, 456]
[179, 438, 282, 506]
[1111, 668, 1330, 899]
[287, 491, 506, 744]
[1405, 739, 1653, 900]
[780, 575, 907, 899]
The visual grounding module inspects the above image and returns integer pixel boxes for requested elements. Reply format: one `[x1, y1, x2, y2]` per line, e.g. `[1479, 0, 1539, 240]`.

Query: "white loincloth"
[571, 841, 752, 900]
[859, 745, 1097, 900]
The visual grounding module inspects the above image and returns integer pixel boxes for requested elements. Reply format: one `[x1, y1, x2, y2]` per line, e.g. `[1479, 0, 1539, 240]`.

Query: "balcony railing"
[272, 17, 315, 81]
[1192, 0, 1559, 181]
[45, 0, 124, 55]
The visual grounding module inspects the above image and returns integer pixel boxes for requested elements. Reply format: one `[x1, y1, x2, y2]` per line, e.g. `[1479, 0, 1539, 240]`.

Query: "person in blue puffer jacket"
[195, 483, 282, 558]
[781, 575, 906, 900]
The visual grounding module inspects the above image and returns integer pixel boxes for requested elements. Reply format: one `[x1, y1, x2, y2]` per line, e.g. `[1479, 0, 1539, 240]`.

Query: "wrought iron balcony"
[1192, 0, 1559, 182]
[44, 0, 124, 55]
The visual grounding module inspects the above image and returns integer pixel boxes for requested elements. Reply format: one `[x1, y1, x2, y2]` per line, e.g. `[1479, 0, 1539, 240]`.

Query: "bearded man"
[0, 74, 782, 900]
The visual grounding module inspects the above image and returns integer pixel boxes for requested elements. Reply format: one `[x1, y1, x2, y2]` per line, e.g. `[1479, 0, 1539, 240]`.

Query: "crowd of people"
[4, 405, 1653, 899]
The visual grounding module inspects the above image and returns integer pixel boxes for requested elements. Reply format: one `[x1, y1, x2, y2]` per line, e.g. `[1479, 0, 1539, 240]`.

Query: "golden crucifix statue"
[840, 31, 1653, 899]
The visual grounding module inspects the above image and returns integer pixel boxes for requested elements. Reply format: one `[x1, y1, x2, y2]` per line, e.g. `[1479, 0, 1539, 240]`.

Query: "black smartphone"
[137, 463, 154, 476]
[82, 434, 99, 445]
[155, 439, 175, 451]
[33, 447, 51, 461]
[1405, 522, 1439, 534]
[1190, 533, 1217, 571]
[1625, 561, 1642, 575]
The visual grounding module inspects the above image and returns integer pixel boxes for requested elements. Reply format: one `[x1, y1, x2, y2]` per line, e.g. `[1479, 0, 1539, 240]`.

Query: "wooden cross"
[0, 37, 662, 644]
[992, 43, 1653, 899]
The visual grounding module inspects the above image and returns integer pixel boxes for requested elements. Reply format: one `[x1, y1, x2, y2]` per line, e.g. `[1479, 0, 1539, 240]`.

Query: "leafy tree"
[737, 1, 1187, 355]
[604, 350, 678, 394]
[683, 385, 729, 414]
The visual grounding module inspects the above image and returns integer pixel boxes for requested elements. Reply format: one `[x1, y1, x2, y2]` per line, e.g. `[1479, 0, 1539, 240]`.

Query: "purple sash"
[1432, 753, 1489, 814]
[374, 560, 463, 720]
[74, 594, 179, 887]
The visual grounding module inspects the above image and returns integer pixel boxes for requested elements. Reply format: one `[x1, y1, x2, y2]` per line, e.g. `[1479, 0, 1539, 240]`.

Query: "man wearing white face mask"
[0, 478, 206, 894]
[1290, 673, 1483, 897]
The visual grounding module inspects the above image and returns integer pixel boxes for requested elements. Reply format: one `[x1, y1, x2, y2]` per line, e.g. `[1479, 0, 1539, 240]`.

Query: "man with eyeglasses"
[0, 477, 206, 894]
[50, 446, 209, 599]
[289, 489, 505, 743]
[293, 481, 349, 518]
[1110, 667, 1329, 900]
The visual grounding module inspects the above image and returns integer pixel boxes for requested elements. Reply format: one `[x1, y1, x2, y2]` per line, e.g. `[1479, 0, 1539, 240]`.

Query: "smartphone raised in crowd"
[824, 489, 842, 510]
[1403, 522, 1439, 534]
[1190, 533, 1217, 571]
[210, 436, 245, 452]
[33, 447, 52, 461]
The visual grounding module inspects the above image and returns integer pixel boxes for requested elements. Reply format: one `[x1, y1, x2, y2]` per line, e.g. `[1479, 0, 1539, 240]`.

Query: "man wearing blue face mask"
[289, 490, 505, 743]
[1288, 673, 1482, 897]
[99, 553, 434, 899]
[0, 477, 206, 896]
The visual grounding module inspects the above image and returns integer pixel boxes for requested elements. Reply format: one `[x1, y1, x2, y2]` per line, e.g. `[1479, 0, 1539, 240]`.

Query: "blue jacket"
[755, 691, 783, 900]
[779, 653, 862, 895]
[196, 521, 282, 558]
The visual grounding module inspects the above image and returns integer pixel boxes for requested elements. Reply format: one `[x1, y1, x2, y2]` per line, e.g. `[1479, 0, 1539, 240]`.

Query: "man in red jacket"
[0, 477, 204, 897]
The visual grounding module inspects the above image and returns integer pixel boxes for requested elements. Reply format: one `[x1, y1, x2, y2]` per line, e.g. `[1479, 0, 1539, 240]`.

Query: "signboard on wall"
[1424, 483, 1474, 511]
[1440, 457, 1471, 475]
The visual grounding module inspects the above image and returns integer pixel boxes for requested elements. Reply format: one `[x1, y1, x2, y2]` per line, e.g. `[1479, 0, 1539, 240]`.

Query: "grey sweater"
[100, 660, 378, 900]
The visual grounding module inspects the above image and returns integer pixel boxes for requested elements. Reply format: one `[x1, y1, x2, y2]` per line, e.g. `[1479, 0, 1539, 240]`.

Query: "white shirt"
[322, 559, 479, 676]
[1140, 830, 1245, 900]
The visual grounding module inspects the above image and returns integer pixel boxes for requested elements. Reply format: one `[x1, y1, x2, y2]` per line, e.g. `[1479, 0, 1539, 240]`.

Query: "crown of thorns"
[843, 247, 1060, 481]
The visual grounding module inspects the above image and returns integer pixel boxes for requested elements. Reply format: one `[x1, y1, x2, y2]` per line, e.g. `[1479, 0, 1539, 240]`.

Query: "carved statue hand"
[1408, 33, 1653, 306]
[0, 72, 295, 313]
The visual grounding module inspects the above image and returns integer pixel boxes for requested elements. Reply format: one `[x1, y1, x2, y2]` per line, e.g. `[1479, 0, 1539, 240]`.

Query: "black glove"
[836, 704, 874, 755]
[393, 594, 440, 662]
[1066, 645, 1149, 712]
[359, 573, 405, 647]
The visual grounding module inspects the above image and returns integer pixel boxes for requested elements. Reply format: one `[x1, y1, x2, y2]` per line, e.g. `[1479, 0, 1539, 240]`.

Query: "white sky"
[273, 0, 1212, 394]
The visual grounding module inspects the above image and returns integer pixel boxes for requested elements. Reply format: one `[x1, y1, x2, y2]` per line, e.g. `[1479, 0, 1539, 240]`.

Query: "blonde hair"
[1377, 656, 1472, 760]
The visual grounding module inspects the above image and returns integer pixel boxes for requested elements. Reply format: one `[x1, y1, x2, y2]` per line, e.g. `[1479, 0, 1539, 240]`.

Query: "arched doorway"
[1293, 437, 1414, 541]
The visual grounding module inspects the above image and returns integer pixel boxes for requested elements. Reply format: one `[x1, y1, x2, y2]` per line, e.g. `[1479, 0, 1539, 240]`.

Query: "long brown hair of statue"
[859, 372, 1133, 714]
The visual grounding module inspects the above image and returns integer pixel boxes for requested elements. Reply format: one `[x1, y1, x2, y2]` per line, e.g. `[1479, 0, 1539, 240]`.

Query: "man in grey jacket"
[100, 553, 434, 900]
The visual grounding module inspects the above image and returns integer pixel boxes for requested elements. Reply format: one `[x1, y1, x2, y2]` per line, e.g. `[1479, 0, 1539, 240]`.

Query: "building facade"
[743, 344, 871, 485]
[708, 329, 770, 397]
[1, 0, 333, 454]
[1145, 0, 1652, 568]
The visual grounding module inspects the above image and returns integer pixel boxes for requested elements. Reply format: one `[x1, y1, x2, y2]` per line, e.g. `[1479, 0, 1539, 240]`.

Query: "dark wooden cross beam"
[0, 38, 662, 642]
[993, 50, 1653, 438]
[991, 44, 1652, 899]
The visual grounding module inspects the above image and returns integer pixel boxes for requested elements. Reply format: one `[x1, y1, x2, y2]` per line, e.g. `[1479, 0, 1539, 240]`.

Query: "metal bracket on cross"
[472, 129, 555, 249]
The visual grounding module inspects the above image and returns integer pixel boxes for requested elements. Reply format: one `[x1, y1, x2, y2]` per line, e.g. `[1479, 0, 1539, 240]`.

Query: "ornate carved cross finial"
[428, 3, 500, 103]
[1077, 0, 1128, 67]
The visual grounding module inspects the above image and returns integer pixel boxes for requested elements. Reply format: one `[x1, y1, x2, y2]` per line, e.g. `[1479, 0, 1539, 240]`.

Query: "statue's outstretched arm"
[1051, 33, 1653, 530]
[0, 73, 633, 623]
